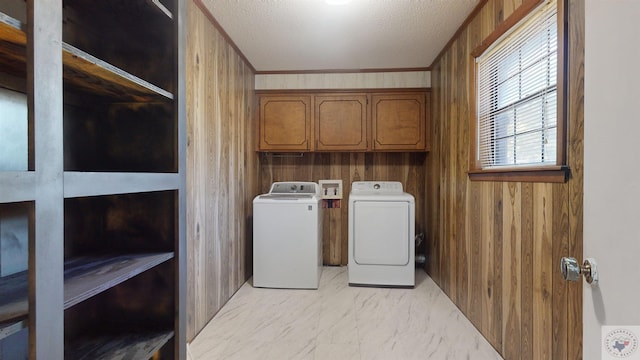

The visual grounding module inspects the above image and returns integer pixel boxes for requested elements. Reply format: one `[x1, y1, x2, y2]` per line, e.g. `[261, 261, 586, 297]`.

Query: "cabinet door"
[259, 95, 312, 151]
[315, 94, 368, 151]
[371, 93, 426, 151]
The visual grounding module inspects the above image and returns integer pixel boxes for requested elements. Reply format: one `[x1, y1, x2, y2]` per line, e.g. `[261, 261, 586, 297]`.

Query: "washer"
[348, 181, 415, 287]
[253, 181, 322, 289]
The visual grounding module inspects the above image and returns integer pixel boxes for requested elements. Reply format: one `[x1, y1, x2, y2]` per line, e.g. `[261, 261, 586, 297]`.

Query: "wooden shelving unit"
[0, 0, 185, 358]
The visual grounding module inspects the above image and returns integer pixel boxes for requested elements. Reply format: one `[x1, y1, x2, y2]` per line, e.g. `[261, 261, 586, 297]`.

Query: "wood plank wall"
[427, 0, 584, 359]
[260, 153, 427, 266]
[186, 0, 258, 341]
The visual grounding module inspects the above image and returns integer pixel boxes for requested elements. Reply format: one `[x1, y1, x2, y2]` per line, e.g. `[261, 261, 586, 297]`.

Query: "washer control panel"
[351, 181, 403, 194]
[269, 182, 320, 195]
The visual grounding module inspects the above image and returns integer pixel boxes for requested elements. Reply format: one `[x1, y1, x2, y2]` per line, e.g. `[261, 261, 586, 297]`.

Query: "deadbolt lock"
[560, 257, 598, 285]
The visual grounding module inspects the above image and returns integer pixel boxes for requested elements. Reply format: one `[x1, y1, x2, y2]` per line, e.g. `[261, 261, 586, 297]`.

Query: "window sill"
[468, 165, 570, 183]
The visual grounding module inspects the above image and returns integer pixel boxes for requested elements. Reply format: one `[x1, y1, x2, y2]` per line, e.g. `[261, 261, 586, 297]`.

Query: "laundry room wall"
[259, 152, 427, 266]
[427, 0, 584, 359]
[186, 0, 259, 341]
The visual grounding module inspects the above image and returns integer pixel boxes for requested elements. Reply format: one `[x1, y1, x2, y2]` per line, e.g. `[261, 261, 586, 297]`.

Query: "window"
[470, 0, 568, 182]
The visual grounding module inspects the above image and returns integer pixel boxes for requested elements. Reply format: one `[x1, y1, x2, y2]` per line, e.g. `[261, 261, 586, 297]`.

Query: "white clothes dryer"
[253, 182, 322, 289]
[348, 181, 415, 287]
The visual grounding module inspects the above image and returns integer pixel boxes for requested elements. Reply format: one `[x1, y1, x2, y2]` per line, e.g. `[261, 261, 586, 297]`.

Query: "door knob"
[560, 257, 598, 285]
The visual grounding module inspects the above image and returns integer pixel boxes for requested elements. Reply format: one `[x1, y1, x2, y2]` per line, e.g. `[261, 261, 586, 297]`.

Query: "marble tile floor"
[188, 266, 503, 360]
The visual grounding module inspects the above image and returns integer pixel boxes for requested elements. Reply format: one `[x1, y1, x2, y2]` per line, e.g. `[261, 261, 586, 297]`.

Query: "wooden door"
[259, 95, 312, 151]
[371, 93, 426, 151]
[315, 94, 368, 151]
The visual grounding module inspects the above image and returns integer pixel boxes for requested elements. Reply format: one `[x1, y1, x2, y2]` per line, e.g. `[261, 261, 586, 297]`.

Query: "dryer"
[348, 181, 415, 287]
[253, 182, 322, 289]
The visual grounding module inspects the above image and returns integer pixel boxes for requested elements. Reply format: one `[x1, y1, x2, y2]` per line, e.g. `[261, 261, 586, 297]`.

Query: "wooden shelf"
[0, 271, 28, 326]
[64, 253, 174, 309]
[62, 43, 173, 101]
[63, 172, 181, 198]
[0, 12, 173, 102]
[65, 330, 173, 360]
[0, 12, 23, 43]
[0, 253, 173, 327]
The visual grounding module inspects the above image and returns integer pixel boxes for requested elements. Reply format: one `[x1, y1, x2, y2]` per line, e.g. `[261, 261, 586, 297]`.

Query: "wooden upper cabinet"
[259, 95, 312, 151]
[256, 91, 429, 152]
[315, 94, 368, 151]
[371, 93, 427, 151]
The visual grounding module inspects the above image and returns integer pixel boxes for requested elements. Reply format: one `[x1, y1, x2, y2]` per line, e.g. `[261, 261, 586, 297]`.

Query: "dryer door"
[352, 200, 410, 266]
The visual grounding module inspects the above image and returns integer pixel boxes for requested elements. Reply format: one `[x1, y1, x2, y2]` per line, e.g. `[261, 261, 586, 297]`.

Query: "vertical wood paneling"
[520, 183, 534, 360]
[472, 182, 485, 328]
[502, 182, 521, 359]
[426, 60, 440, 284]
[457, 29, 473, 317]
[427, 0, 584, 359]
[186, 0, 257, 341]
[443, 51, 457, 304]
[474, 182, 494, 327]
[186, 2, 206, 338]
[492, 182, 504, 351]
[567, 2, 585, 360]
[552, 183, 570, 360]
[532, 183, 553, 360]
[328, 153, 343, 264]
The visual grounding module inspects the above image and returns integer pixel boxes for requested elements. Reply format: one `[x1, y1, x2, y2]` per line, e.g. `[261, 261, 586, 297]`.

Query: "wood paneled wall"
[260, 153, 427, 265]
[427, 0, 584, 359]
[186, 0, 258, 341]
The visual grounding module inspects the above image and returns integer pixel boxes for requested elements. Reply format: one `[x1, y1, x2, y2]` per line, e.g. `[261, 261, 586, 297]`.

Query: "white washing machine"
[348, 181, 415, 287]
[253, 181, 322, 289]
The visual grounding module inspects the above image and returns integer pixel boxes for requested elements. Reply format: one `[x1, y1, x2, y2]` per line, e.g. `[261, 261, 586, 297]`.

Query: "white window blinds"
[476, 0, 558, 169]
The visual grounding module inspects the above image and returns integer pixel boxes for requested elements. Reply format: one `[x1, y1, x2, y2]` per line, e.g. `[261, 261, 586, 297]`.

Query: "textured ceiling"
[201, 0, 480, 72]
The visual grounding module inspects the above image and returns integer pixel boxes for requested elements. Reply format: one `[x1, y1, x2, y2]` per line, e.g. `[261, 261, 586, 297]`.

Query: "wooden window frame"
[469, 0, 569, 183]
